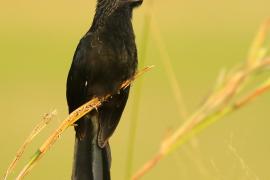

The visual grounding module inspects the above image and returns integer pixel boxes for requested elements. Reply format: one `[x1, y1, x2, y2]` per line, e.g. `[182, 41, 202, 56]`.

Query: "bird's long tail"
[72, 115, 111, 180]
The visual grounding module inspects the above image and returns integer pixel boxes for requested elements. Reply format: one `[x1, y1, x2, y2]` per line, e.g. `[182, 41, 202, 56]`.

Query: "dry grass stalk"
[247, 18, 270, 66]
[151, 17, 188, 119]
[124, 7, 153, 180]
[132, 19, 270, 180]
[235, 75, 270, 108]
[4, 66, 153, 180]
[3, 110, 57, 180]
[132, 75, 270, 180]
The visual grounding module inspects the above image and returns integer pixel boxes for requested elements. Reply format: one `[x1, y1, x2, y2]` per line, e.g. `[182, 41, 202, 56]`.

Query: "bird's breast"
[84, 39, 137, 96]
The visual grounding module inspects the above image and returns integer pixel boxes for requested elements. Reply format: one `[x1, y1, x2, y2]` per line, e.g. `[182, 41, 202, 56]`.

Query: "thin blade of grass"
[247, 18, 270, 66]
[3, 110, 57, 180]
[151, 16, 188, 119]
[124, 11, 152, 180]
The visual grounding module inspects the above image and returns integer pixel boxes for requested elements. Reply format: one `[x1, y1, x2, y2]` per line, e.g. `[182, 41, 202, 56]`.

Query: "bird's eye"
[130, 0, 143, 7]
[119, 0, 143, 7]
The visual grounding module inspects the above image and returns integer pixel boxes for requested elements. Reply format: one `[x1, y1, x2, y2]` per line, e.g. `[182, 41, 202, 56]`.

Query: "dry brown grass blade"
[131, 18, 270, 180]
[247, 18, 270, 66]
[3, 110, 57, 180]
[132, 152, 163, 180]
[235, 78, 270, 108]
[14, 66, 154, 180]
[132, 72, 270, 180]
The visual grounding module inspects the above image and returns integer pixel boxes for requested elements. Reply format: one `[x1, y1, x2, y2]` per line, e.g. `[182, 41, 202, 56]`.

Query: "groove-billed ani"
[66, 0, 143, 179]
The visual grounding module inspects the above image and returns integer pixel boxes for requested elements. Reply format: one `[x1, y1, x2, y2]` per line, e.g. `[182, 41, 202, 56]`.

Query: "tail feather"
[72, 115, 111, 180]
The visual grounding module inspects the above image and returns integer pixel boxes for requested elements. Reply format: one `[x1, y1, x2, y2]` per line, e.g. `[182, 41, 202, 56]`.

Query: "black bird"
[66, 0, 143, 179]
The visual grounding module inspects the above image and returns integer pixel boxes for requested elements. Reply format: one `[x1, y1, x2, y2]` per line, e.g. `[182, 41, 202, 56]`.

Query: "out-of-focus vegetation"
[1, 0, 270, 180]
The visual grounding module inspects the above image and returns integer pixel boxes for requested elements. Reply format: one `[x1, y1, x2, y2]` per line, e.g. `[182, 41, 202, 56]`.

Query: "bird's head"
[96, 0, 143, 13]
[92, 0, 142, 30]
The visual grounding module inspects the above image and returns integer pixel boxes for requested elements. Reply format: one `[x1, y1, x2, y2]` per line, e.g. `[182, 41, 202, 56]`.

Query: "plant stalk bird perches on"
[66, 0, 143, 179]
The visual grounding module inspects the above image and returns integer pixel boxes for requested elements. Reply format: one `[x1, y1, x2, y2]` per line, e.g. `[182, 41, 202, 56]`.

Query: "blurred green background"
[1, 0, 270, 179]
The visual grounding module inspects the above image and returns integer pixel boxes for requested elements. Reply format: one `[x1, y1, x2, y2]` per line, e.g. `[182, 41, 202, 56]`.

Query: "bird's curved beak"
[128, 0, 143, 2]
[119, 0, 143, 7]
[128, 0, 143, 7]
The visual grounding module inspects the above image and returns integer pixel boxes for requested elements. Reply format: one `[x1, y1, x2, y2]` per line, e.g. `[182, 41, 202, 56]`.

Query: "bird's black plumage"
[66, 0, 142, 179]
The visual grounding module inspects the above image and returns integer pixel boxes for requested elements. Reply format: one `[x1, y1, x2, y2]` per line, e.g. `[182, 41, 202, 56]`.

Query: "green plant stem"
[15, 150, 42, 180]
[124, 13, 151, 180]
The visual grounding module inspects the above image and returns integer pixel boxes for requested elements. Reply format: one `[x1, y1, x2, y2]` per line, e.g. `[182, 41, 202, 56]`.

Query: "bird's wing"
[67, 34, 102, 139]
[67, 34, 131, 146]
[66, 39, 89, 113]
[98, 86, 130, 148]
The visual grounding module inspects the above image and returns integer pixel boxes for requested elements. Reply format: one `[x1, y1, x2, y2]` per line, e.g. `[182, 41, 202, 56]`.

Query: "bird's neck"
[90, 7, 134, 38]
